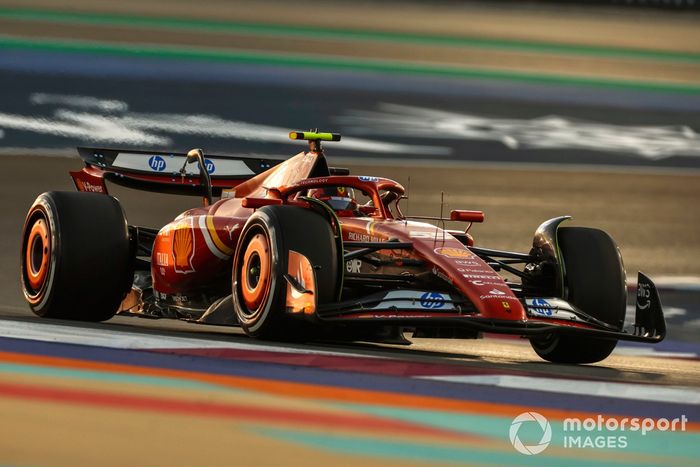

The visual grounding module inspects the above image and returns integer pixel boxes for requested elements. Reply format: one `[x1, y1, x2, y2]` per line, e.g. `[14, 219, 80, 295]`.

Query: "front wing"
[315, 272, 666, 344]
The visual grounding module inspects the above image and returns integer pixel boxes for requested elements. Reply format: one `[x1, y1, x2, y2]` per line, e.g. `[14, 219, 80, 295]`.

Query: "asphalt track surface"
[1, 1, 699, 465]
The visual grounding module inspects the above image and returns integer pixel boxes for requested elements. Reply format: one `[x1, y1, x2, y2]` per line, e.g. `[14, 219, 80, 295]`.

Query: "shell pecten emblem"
[434, 247, 473, 259]
[172, 218, 196, 274]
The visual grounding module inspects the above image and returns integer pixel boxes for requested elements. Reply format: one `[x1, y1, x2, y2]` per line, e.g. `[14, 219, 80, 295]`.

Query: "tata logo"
[420, 292, 445, 309]
[148, 155, 166, 172]
[205, 159, 216, 174]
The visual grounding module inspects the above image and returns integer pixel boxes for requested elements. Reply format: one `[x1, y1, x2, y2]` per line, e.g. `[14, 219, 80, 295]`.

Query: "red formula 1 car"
[21, 131, 666, 363]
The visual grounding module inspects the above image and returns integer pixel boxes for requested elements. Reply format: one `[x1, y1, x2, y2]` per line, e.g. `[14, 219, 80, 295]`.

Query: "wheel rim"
[25, 217, 51, 293]
[239, 232, 271, 316]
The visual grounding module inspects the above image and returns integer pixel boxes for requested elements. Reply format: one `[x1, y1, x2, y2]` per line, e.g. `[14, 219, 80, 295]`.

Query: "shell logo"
[172, 219, 195, 274]
[434, 247, 472, 259]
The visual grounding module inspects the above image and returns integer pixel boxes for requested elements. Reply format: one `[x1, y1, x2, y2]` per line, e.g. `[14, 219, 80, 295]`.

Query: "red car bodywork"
[67, 139, 664, 345]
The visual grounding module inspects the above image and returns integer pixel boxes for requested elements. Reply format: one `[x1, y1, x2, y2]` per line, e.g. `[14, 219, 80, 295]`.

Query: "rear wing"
[70, 147, 283, 197]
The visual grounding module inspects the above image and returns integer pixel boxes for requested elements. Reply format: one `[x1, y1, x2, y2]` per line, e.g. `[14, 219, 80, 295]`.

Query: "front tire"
[232, 205, 338, 339]
[20, 192, 133, 321]
[530, 227, 626, 364]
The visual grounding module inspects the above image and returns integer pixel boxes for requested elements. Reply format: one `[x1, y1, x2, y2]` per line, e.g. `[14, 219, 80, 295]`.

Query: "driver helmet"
[308, 186, 358, 214]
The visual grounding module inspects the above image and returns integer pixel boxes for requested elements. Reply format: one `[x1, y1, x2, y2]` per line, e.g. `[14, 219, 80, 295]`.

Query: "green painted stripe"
[1, 36, 699, 95]
[257, 427, 654, 466]
[0, 7, 698, 64]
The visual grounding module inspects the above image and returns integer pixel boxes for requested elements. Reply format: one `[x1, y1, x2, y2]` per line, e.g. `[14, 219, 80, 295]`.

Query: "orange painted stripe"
[1, 350, 697, 429]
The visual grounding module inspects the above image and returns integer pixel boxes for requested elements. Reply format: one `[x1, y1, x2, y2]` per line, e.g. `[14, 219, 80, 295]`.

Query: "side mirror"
[182, 148, 212, 206]
[187, 148, 203, 164]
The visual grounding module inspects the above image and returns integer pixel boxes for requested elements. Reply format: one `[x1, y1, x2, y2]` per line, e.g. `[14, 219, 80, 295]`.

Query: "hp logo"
[420, 292, 445, 309]
[205, 159, 216, 174]
[148, 155, 166, 172]
[531, 298, 553, 316]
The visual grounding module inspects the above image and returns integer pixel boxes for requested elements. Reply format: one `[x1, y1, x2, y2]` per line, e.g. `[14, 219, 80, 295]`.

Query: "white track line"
[418, 374, 700, 405]
[0, 319, 378, 358]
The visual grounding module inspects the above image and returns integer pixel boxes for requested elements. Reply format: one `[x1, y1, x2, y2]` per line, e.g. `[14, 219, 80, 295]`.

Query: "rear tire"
[20, 192, 133, 321]
[232, 205, 338, 339]
[530, 227, 626, 364]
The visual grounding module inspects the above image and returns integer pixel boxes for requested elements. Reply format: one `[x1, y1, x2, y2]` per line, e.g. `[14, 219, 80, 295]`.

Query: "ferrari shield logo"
[172, 218, 196, 274]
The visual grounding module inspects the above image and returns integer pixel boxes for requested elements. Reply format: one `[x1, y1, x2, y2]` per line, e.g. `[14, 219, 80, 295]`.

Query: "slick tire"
[530, 227, 626, 364]
[21, 191, 133, 322]
[232, 205, 338, 339]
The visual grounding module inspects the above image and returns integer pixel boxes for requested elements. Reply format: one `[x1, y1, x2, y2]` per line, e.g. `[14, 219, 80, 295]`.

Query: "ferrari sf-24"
[21, 131, 665, 363]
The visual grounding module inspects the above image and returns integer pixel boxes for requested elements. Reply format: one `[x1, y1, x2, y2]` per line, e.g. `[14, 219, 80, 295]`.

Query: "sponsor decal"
[115, 153, 253, 176]
[155, 252, 169, 267]
[469, 279, 504, 286]
[364, 290, 458, 312]
[345, 259, 362, 273]
[204, 159, 216, 174]
[462, 273, 502, 280]
[172, 294, 189, 305]
[299, 178, 327, 185]
[488, 288, 506, 295]
[530, 298, 553, 316]
[223, 223, 239, 240]
[358, 176, 379, 182]
[148, 155, 166, 172]
[525, 298, 580, 320]
[480, 294, 518, 301]
[434, 247, 472, 259]
[502, 301, 511, 310]
[75, 179, 104, 193]
[455, 259, 480, 266]
[637, 282, 651, 310]
[172, 218, 195, 274]
[419, 292, 446, 309]
[457, 266, 482, 273]
[347, 231, 382, 242]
